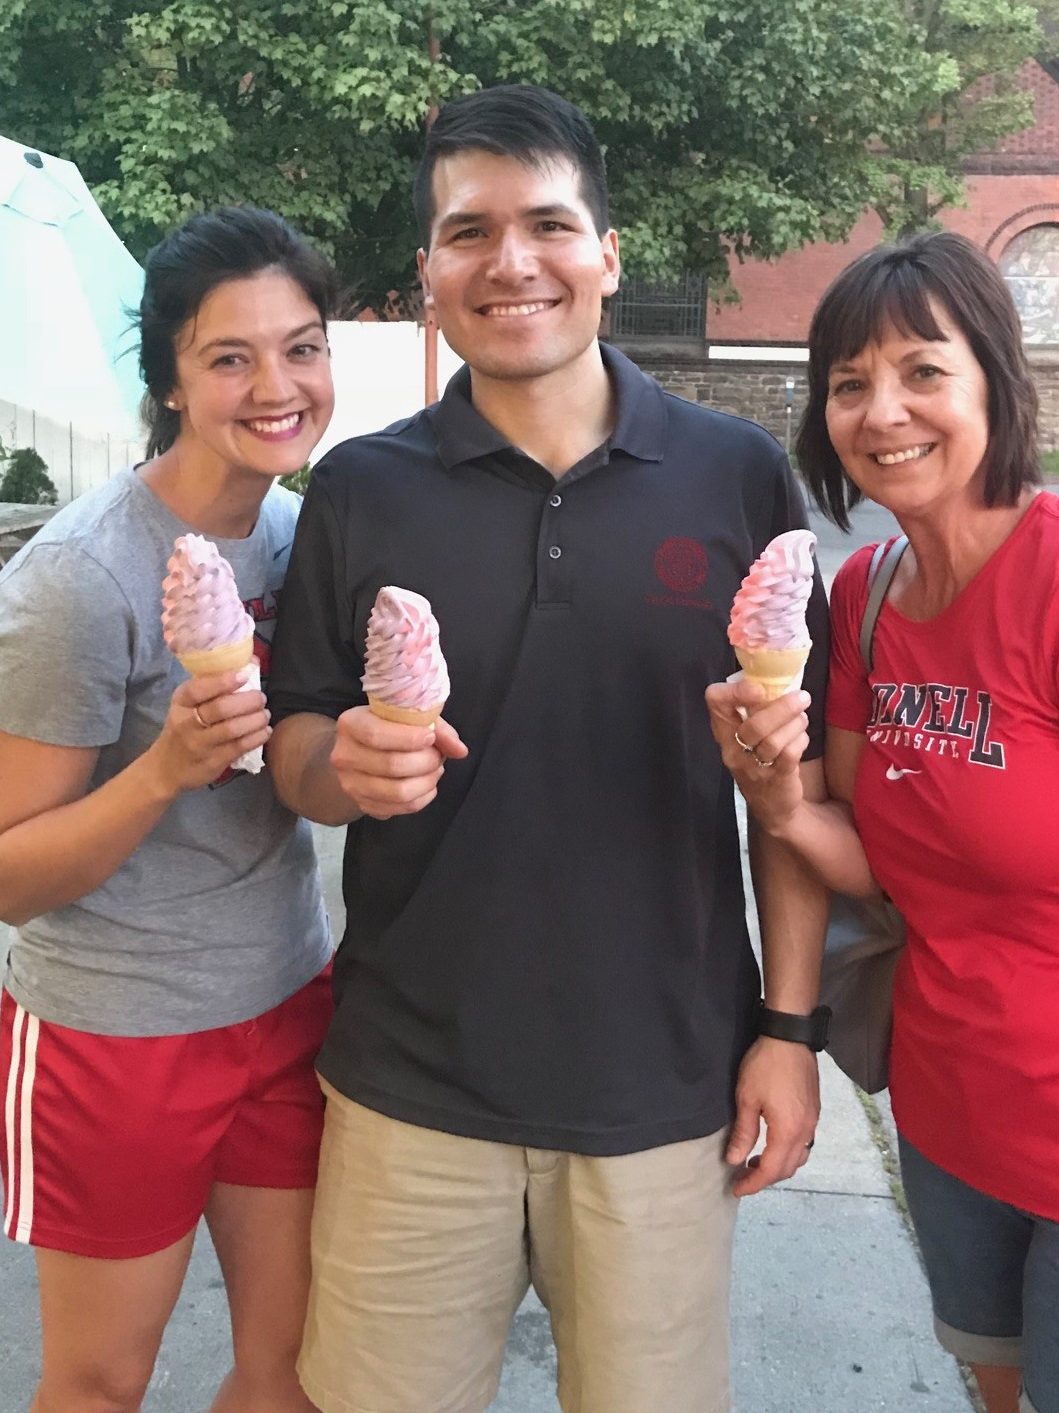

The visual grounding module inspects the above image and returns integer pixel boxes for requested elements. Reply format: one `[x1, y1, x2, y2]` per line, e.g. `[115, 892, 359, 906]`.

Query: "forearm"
[268, 713, 363, 826]
[749, 821, 829, 1013]
[770, 798, 879, 898]
[0, 751, 176, 927]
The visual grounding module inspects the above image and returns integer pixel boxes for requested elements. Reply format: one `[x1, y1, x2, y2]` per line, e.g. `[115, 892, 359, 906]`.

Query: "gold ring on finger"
[194, 706, 209, 730]
[734, 730, 755, 755]
[752, 748, 774, 769]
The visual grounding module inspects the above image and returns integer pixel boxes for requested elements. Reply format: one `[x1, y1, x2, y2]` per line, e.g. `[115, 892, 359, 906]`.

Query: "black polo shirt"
[270, 343, 828, 1155]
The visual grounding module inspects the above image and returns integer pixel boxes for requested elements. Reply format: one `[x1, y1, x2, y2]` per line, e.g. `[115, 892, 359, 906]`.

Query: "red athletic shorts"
[0, 965, 333, 1259]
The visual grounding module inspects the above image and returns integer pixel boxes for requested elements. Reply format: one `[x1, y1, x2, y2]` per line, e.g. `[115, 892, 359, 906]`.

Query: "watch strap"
[757, 1002, 832, 1051]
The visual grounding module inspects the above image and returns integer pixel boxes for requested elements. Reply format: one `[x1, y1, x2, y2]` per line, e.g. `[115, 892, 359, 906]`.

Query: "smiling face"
[824, 299, 990, 520]
[167, 269, 334, 482]
[417, 150, 620, 390]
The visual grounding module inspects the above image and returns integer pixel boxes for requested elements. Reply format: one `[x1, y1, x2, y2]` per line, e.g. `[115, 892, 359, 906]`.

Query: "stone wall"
[1033, 349, 1059, 451]
[621, 344, 1059, 453]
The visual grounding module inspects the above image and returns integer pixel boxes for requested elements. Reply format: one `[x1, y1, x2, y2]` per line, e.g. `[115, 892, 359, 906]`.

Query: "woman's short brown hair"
[796, 231, 1040, 529]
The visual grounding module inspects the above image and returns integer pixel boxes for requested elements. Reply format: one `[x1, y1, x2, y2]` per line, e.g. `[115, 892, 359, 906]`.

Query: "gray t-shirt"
[0, 468, 331, 1035]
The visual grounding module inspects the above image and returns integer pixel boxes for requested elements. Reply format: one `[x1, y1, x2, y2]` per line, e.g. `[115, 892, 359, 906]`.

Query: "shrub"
[279, 463, 312, 495]
[0, 447, 58, 505]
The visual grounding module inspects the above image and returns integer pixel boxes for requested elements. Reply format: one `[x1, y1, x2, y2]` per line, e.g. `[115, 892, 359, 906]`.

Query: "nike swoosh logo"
[273, 543, 291, 560]
[885, 765, 922, 781]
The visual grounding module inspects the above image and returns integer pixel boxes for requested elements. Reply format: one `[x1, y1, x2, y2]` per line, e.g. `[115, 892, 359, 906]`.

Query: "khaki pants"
[299, 1082, 739, 1413]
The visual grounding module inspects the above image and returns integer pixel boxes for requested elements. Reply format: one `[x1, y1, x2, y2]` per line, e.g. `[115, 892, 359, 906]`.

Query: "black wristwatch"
[757, 1002, 831, 1052]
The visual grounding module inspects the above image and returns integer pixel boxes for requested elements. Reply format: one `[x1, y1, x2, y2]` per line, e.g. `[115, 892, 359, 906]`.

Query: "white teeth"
[246, 413, 301, 433]
[482, 302, 553, 317]
[873, 444, 933, 465]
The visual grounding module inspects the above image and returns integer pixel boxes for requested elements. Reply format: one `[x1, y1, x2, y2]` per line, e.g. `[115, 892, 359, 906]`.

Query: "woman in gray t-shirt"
[0, 206, 336, 1411]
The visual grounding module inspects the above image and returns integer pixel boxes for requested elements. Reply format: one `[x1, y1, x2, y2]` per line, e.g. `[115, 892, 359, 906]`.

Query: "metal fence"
[609, 272, 707, 340]
[0, 399, 143, 505]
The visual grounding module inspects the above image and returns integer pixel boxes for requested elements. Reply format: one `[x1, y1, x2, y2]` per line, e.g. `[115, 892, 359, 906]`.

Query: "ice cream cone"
[734, 644, 811, 700]
[176, 636, 255, 678]
[368, 695, 446, 727]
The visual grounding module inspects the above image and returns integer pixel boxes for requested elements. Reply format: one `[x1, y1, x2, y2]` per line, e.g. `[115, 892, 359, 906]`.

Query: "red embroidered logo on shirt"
[646, 537, 713, 610]
[653, 537, 709, 593]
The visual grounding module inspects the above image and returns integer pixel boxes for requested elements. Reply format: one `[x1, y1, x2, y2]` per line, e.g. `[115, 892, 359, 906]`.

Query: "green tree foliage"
[0, 1, 1050, 305]
[869, 0, 1058, 235]
[279, 463, 312, 495]
[0, 447, 58, 505]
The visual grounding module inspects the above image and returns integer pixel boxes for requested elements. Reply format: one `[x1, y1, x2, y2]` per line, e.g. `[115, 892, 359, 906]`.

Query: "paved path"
[0, 504, 57, 567]
[0, 497, 975, 1412]
[0, 506, 57, 535]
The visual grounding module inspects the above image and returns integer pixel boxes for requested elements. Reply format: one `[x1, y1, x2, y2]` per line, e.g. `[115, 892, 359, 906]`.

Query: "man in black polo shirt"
[269, 84, 830, 1413]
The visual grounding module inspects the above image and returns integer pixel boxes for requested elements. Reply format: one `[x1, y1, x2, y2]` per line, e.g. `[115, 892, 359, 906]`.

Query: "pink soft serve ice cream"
[162, 534, 254, 658]
[727, 530, 816, 700]
[728, 530, 816, 650]
[362, 586, 449, 724]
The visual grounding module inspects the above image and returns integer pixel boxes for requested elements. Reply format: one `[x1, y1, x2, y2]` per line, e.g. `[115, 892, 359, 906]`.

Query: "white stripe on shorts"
[15, 1012, 39, 1242]
[3, 1003, 24, 1234]
[3, 1004, 38, 1243]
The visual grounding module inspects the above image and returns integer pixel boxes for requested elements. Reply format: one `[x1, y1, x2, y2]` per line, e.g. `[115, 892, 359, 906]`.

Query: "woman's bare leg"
[205, 1182, 318, 1412]
[30, 1232, 195, 1413]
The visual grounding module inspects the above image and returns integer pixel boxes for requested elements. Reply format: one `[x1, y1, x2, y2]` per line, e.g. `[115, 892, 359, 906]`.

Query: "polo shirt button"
[549, 545, 562, 559]
[549, 493, 562, 507]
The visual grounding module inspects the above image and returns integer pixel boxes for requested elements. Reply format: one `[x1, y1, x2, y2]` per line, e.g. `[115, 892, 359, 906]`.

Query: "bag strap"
[859, 535, 909, 672]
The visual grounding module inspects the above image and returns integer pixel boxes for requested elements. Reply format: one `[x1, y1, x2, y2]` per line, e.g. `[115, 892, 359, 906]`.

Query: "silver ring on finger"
[734, 730, 755, 755]
[194, 706, 209, 730]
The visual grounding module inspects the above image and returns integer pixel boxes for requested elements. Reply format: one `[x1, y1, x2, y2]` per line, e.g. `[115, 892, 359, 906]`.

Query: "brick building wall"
[707, 59, 1059, 345]
[708, 173, 1059, 344]
[622, 347, 1059, 453]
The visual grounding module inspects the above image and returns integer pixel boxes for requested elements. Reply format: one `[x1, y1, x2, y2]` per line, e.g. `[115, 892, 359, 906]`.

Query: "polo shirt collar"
[602, 343, 667, 463]
[431, 341, 667, 470]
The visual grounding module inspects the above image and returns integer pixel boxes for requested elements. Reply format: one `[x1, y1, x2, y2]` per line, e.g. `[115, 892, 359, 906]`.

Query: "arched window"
[998, 224, 1059, 345]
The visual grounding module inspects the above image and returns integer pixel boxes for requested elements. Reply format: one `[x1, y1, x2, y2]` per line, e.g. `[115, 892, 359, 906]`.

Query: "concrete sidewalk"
[0, 499, 976, 1411]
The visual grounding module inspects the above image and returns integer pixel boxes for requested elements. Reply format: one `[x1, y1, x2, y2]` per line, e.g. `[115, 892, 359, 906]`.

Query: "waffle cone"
[734, 644, 811, 700]
[368, 696, 446, 727]
[176, 636, 254, 677]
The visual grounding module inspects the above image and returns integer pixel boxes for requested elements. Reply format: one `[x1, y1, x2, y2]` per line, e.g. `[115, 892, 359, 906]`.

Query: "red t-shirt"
[828, 493, 1059, 1219]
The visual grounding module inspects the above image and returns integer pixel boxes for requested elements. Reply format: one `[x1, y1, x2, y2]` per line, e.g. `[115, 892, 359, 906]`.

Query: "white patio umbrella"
[0, 134, 145, 437]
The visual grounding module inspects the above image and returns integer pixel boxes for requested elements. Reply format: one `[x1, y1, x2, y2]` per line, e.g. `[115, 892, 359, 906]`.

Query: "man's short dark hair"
[414, 84, 609, 245]
[796, 231, 1040, 530]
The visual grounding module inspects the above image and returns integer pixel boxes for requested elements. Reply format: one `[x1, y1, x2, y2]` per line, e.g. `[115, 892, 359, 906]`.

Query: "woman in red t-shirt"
[707, 232, 1057, 1413]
